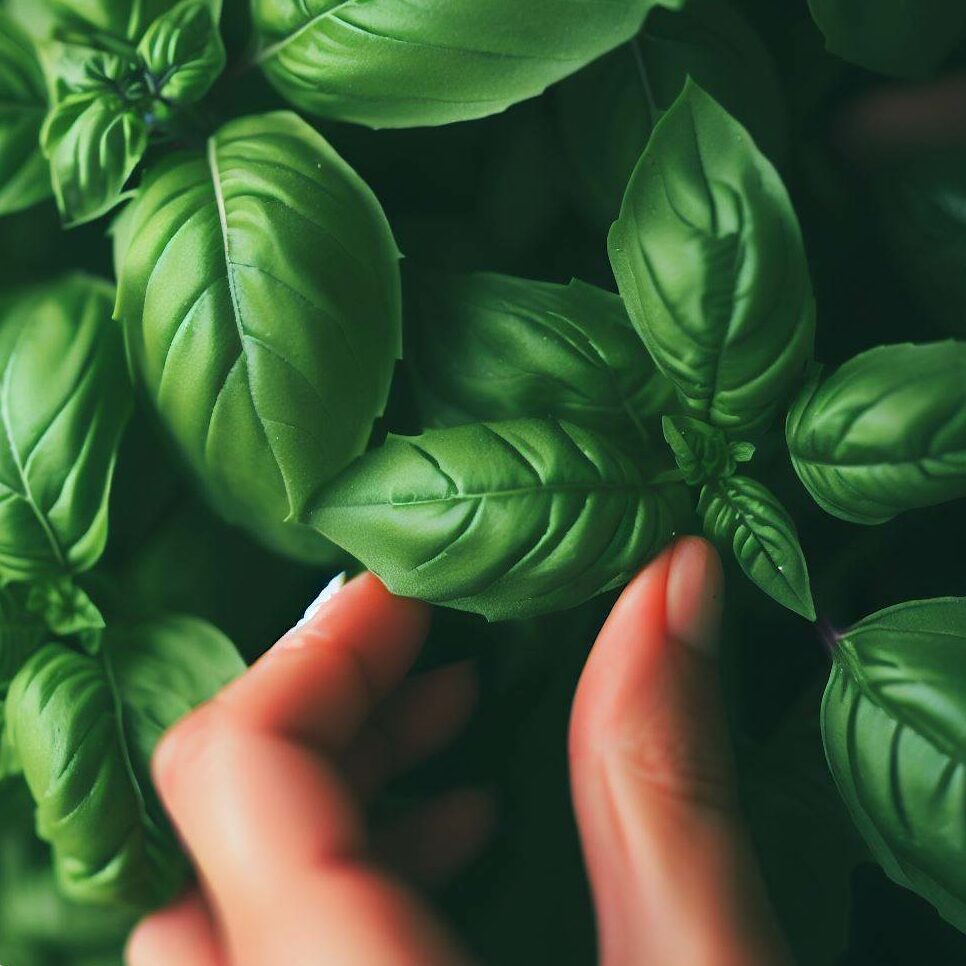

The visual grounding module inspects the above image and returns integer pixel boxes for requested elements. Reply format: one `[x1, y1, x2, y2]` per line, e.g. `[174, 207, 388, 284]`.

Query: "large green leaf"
[309, 418, 679, 620]
[252, 0, 684, 128]
[699, 475, 815, 619]
[609, 80, 814, 436]
[0, 276, 132, 581]
[807, 0, 966, 78]
[115, 111, 401, 563]
[410, 273, 674, 441]
[5, 615, 245, 909]
[556, 0, 784, 229]
[786, 342, 966, 525]
[137, 0, 226, 104]
[0, 12, 52, 217]
[822, 598, 966, 933]
[41, 89, 148, 227]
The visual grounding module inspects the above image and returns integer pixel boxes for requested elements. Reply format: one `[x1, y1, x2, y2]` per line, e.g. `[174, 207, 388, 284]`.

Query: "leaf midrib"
[256, 0, 360, 64]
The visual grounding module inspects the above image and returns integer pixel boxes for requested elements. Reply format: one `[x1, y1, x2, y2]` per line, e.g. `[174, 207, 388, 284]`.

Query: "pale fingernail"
[665, 538, 723, 656]
[293, 571, 347, 630]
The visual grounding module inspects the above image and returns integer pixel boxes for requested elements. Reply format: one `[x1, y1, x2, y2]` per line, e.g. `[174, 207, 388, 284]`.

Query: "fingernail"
[665, 538, 723, 656]
[294, 571, 347, 630]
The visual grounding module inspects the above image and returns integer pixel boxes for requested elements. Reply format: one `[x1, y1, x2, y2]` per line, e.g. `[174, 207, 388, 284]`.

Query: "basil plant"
[2, 0, 966, 961]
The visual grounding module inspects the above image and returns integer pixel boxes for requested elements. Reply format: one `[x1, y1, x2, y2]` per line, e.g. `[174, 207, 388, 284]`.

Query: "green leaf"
[0, 12, 52, 217]
[0, 783, 134, 962]
[309, 418, 680, 620]
[5, 615, 245, 908]
[699, 475, 815, 619]
[608, 80, 815, 436]
[410, 273, 675, 441]
[0, 276, 132, 582]
[786, 342, 966, 525]
[252, 0, 685, 128]
[25, 576, 105, 638]
[115, 111, 401, 563]
[807, 0, 966, 78]
[822, 598, 966, 933]
[661, 415, 737, 486]
[556, 0, 785, 229]
[137, 0, 226, 104]
[41, 90, 148, 227]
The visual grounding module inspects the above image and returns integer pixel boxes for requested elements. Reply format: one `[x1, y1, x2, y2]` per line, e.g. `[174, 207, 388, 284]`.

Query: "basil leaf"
[115, 111, 401, 563]
[137, 0, 226, 104]
[5, 615, 245, 908]
[609, 80, 815, 436]
[252, 0, 684, 128]
[0, 276, 132, 582]
[410, 273, 674, 441]
[786, 342, 966, 525]
[0, 13, 51, 217]
[556, 0, 784, 229]
[699, 475, 815, 619]
[662, 415, 740, 486]
[822, 598, 966, 932]
[25, 576, 105, 638]
[310, 418, 679, 620]
[807, 0, 966, 79]
[41, 90, 148, 227]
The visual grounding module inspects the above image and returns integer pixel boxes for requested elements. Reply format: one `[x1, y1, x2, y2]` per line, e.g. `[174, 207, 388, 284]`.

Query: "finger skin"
[126, 890, 223, 966]
[570, 539, 792, 966]
[151, 573, 466, 966]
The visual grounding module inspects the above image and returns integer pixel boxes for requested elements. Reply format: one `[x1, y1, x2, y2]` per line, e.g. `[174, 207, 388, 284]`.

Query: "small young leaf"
[115, 112, 401, 563]
[822, 598, 966, 933]
[0, 12, 52, 217]
[41, 90, 148, 227]
[26, 577, 105, 638]
[0, 276, 132, 582]
[5, 615, 245, 908]
[661, 415, 735, 485]
[730, 441, 756, 464]
[609, 80, 815, 436]
[786, 342, 966, 525]
[309, 419, 680, 620]
[410, 273, 675, 440]
[807, 0, 966, 78]
[252, 0, 684, 128]
[556, 0, 785, 228]
[699, 475, 815, 620]
[137, 0, 226, 104]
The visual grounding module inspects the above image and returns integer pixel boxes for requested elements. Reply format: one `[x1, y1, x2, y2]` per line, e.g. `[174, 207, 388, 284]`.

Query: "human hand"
[128, 539, 792, 966]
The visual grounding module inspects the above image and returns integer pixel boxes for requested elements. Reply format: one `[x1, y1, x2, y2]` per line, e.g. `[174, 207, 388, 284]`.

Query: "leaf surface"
[0, 276, 132, 581]
[6, 615, 244, 908]
[822, 598, 966, 932]
[115, 111, 401, 562]
[786, 342, 966, 525]
[410, 273, 674, 441]
[699, 475, 815, 619]
[609, 80, 814, 435]
[0, 13, 51, 217]
[310, 418, 679, 620]
[252, 0, 684, 128]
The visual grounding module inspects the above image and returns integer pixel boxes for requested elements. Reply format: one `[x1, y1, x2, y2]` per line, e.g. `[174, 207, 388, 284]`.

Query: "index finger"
[216, 572, 431, 748]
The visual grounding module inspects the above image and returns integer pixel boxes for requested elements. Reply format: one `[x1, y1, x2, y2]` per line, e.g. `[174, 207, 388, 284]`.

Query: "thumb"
[569, 538, 791, 966]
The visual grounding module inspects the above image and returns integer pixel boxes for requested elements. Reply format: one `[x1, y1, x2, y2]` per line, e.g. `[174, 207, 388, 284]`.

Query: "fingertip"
[665, 538, 723, 656]
[126, 891, 221, 966]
